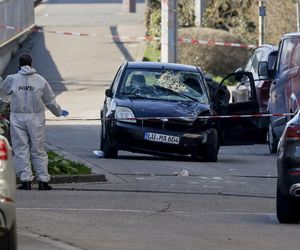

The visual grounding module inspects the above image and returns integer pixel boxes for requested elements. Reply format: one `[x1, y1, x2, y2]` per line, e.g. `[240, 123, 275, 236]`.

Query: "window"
[111, 66, 122, 94]
[119, 69, 209, 103]
[244, 54, 254, 72]
[278, 39, 300, 73]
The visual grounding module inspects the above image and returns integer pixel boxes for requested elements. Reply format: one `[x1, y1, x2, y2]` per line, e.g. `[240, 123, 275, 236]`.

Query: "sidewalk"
[3, 0, 146, 181]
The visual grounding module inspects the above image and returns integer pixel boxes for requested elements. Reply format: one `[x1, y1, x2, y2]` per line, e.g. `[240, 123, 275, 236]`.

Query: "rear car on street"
[277, 108, 300, 223]
[100, 62, 263, 162]
[0, 118, 16, 249]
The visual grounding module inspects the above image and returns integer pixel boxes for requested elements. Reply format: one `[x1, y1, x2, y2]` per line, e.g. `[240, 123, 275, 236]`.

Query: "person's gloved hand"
[61, 110, 69, 117]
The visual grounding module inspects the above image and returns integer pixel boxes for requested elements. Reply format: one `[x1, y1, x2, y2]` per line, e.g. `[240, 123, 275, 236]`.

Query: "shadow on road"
[110, 26, 134, 61]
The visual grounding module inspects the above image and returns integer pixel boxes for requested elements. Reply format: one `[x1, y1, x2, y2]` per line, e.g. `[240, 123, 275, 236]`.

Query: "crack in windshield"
[153, 84, 199, 102]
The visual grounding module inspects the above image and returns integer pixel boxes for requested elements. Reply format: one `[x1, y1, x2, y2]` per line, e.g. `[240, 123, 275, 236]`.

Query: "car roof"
[126, 61, 199, 72]
[282, 32, 300, 39]
[257, 44, 278, 51]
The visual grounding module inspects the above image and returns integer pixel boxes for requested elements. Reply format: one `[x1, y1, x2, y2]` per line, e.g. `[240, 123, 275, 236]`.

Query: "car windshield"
[119, 69, 209, 103]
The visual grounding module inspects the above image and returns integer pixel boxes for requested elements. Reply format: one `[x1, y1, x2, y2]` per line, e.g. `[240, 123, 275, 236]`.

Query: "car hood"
[116, 98, 211, 118]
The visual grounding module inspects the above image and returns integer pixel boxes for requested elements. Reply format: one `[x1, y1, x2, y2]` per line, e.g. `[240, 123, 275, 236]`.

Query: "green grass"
[143, 45, 160, 62]
[213, 75, 236, 86]
[47, 151, 91, 175]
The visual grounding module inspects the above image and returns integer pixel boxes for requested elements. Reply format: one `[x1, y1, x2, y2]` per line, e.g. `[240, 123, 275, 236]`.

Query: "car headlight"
[115, 107, 137, 123]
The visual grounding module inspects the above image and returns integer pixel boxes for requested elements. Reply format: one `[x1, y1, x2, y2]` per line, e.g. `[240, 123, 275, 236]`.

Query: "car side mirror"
[258, 61, 269, 79]
[233, 68, 244, 81]
[105, 89, 113, 98]
[204, 74, 213, 82]
[234, 67, 243, 73]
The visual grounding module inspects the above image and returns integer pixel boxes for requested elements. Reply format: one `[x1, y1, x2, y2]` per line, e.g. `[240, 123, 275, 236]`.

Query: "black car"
[100, 62, 261, 162]
[277, 109, 300, 223]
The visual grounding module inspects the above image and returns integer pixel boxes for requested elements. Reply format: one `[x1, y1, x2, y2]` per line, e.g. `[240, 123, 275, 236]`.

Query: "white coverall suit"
[0, 66, 62, 182]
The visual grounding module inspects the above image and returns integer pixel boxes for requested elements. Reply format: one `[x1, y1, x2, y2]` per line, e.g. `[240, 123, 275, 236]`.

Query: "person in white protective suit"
[0, 53, 69, 190]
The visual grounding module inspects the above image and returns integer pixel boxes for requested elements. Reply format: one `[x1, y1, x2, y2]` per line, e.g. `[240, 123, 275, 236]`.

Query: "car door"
[218, 71, 261, 145]
[269, 39, 300, 139]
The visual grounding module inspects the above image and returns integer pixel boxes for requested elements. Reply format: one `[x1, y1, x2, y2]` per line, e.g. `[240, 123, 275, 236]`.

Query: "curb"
[45, 143, 108, 183]
[17, 174, 107, 185]
[50, 174, 107, 184]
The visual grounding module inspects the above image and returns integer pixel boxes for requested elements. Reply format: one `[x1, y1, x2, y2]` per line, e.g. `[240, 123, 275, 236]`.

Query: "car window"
[268, 52, 277, 70]
[278, 39, 300, 73]
[244, 54, 254, 72]
[252, 50, 266, 74]
[111, 66, 122, 94]
[118, 69, 209, 103]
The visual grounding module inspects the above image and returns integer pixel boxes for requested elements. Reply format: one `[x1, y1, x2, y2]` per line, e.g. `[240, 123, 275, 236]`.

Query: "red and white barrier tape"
[0, 24, 257, 49]
[177, 37, 256, 49]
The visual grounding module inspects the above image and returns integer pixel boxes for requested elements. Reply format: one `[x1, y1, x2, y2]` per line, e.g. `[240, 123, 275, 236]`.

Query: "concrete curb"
[17, 174, 107, 185]
[45, 143, 108, 183]
[50, 174, 107, 184]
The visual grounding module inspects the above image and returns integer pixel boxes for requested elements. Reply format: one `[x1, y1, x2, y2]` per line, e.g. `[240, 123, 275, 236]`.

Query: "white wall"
[0, 0, 34, 74]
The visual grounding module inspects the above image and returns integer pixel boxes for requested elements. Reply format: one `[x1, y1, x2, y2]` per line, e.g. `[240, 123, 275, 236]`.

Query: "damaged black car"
[100, 62, 260, 162]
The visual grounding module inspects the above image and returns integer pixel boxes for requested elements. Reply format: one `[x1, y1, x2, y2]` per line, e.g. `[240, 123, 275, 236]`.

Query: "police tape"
[0, 24, 257, 49]
[45, 113, 294, 122]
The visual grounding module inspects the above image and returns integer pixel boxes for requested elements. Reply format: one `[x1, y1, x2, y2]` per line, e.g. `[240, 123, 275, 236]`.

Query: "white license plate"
[144, 132, 180, 145]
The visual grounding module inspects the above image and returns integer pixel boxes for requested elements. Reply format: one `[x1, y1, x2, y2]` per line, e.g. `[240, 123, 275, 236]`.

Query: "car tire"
[257, 128, 267, 144]
[101, 127, 118, 158]
[267, 123, 278, 154]
[0, 221, 17, 250]
[203, 128, 219, 162]
[276, 186, 300, 224]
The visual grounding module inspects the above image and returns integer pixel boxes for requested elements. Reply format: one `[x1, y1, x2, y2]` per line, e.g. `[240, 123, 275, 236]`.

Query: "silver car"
[0, 131, 16, 249]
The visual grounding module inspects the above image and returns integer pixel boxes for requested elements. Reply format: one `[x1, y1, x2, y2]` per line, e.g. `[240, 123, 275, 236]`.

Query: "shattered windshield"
[119, 69, 209, 103]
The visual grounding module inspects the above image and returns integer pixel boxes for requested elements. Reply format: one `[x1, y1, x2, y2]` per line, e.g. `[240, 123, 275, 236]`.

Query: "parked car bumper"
[107, 120, 211, 156]
[277, 142, 300, 196]
[0, 199, 15, 233]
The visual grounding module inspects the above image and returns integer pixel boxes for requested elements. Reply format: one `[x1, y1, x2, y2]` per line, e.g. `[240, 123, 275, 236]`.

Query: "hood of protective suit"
[19, 66, 36, 75]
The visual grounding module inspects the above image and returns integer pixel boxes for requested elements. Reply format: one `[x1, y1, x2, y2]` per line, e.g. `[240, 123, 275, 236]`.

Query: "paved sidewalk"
[3, 0, 146, 179]
[4, 0, 146, 119]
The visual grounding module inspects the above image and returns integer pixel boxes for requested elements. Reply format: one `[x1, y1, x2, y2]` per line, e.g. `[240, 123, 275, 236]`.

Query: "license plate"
[144, 132, 180, 145]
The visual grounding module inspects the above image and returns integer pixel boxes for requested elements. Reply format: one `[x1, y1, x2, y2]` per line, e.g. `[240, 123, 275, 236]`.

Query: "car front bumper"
[107, 120, 211, 156]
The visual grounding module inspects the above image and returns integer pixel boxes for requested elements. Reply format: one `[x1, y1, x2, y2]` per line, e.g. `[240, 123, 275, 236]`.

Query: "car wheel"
[257, 128, 267, 144]
[0, 221, 17, 250]
[267, 123, 278, 154]
[276, 186, 300, 224]
[101, 129, 118, 159]
[194, 128, 218, 162]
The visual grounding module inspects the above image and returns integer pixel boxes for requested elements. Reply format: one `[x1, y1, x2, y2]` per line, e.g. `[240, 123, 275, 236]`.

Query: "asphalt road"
[3, 0, 300, 249]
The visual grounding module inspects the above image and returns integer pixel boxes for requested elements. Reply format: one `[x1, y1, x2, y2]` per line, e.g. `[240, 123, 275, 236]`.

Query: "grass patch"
[47, 151, 91, 175]
[213, 75, 236, 86]
[143, 44, 160, 62]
